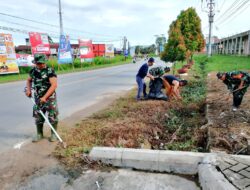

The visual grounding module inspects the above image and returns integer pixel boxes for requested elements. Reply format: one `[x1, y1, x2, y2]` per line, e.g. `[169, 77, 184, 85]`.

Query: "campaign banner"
[0, 33, 19, 74]
[78, 39, 94, 62]
[29, 32, 50, 55]
[16, 54, 34, 66]
[105, 44, 114, 57]
[58, 35, 73, 64]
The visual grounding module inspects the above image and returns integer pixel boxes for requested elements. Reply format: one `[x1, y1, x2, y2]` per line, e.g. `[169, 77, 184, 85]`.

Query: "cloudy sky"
[0, 0, 249, 48]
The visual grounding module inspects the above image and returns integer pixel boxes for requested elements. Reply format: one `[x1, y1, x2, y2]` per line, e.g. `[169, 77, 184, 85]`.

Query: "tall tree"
[178, 7, 204, 58]
[161, 20, 186, 62]
[161, 7, 204, 62]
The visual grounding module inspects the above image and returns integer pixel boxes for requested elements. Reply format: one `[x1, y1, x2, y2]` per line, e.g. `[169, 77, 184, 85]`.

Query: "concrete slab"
[158, 150, 204, 174]
[121, 148, 159, 171]
[61, 169, 200, 190]
[90, 147, 205, 174]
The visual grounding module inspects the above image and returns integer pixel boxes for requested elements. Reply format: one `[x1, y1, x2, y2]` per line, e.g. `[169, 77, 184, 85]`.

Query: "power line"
[0, 12, 121, 38]
[216, 0, 250, 24]
[215, 0, 244, 22]
[217, 2, 249, 27]
[0, 25, 122, 43]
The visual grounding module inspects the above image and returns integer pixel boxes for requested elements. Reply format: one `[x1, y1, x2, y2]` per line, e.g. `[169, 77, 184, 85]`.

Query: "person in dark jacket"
[136, 57, 154, 100]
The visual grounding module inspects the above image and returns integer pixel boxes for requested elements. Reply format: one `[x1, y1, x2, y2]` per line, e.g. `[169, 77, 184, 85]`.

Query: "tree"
[161, 7, 204, 62]
[178, 7, 204, 59]
[161, 20, 186, 62]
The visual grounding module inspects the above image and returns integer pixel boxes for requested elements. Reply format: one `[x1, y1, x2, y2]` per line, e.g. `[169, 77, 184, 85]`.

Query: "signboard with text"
[29, 32, 50, 55]
[78, 39, 94, 62]
[58, 35, 73, 64]
[105, 44, 114, 57]
[16, 54, 34, 66]
[0, 33, 19, 74]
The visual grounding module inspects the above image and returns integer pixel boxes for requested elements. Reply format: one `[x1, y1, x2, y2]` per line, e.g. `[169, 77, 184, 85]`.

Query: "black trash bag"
[148, 78, 168, 101]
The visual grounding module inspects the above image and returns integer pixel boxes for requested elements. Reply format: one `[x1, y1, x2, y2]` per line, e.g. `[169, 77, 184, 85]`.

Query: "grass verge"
[0, 56, 131, 84]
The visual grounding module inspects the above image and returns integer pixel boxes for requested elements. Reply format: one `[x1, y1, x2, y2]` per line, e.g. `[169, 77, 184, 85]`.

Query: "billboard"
[16, 54, 34, 66]
[105, 44, 114, 57]
[0, 33, 19, 74]
[78, 39, 94, 62]
[58, 35, 73, 64]
[93, 44, 105, 57]
[29, 32, 50, 55]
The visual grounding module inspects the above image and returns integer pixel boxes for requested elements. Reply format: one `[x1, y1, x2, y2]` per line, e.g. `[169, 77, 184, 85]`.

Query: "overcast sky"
[0, 0, 249, 48]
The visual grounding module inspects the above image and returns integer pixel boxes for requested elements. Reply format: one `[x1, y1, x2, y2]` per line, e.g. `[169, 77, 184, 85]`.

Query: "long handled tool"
[29, 97, 67, 148]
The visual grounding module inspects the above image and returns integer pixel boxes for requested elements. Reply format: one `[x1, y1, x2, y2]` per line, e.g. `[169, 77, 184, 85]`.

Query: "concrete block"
[234, 178, 250, 189]
[223, 169, 245, 181]
[230, 163, 248, 172]
[158, 150, 205, 174]
[239, 170, 250, 178]
[89, 147, 123, 166]
[121, 148, 159, 171]
[199, 164, 237, 190]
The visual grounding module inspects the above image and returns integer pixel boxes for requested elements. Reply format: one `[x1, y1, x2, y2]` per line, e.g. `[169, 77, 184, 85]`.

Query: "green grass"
[0, 56, 131, 83]
[172, 54, 250, 75]
[195, 54, 250, 72]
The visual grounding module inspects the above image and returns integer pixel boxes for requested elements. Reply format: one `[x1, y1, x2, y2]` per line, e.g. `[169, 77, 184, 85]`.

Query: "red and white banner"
[78, 39, 94, 61]
[29, 32, 50, 55]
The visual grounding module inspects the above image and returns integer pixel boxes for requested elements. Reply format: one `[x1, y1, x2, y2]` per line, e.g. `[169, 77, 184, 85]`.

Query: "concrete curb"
[89, 147, 205, 175]
[198, 154, 237, 190]
[89, 147, 244, 190]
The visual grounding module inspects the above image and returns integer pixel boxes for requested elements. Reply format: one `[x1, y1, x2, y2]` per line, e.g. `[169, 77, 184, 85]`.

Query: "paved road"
[0, 58, 168, 153]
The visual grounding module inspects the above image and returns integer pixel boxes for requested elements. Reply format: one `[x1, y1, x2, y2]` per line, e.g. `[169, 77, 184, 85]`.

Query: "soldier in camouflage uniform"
[217, 71, 250, 111]
[25, 54, 59, 142]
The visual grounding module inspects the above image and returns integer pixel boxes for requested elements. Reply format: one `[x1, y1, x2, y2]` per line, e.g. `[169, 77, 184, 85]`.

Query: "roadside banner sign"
[105, 44, 114, 57]
[29, 32, 51, 55]
[16, 54, 34, 66]
[58, 35, 73, 64]
[78, 39, 94, 62]
[0, 33, 19, 74]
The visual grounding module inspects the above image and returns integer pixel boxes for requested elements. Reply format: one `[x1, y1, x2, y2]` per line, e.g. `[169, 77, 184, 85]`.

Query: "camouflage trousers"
[33, 94, 59, 126]
[232, 85, 249, 107]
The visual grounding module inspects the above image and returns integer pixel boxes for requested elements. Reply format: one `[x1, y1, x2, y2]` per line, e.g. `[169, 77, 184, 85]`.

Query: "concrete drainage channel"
[87, 147, 250, 190]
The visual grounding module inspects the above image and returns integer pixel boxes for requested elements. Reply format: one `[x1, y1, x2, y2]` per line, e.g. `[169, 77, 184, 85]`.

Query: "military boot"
[49, 124, 58, 142]
[32, 124, 44, 142]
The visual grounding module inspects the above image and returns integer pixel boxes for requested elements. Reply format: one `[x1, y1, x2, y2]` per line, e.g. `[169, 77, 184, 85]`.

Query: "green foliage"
[161, 20, 186, 62]
[161, 7, 204, 62]
[135, 44, 156, 55]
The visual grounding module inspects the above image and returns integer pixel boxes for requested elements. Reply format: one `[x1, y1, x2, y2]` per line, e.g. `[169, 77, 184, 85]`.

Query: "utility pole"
[206, 0, 215, 57]
[58, 0, 64, 35]
[123, 36, 127, 54]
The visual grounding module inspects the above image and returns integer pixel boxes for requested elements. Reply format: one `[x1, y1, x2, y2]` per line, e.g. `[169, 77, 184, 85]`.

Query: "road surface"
[0, 58, 169, 153]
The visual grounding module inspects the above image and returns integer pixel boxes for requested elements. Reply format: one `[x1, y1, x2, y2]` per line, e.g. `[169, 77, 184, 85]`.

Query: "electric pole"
[58, 0, 64, 35]
[123, 36, 127, 54]
[206, 0, 215, 57]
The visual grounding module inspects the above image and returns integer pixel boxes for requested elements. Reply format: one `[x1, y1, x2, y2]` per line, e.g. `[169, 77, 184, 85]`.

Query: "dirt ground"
[206, 72, 250, 154]
[0, 92, 125, 190]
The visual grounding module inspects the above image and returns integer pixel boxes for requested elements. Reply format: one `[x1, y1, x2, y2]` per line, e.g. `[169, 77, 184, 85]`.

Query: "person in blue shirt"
[136, 57, 155, 100]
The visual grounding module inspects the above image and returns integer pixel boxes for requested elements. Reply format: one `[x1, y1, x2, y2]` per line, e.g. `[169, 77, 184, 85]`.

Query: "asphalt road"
[0, 58, 168, 154]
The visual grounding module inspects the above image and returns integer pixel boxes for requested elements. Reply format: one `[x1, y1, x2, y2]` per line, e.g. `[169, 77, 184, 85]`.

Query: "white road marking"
[13, 139, 30, 150]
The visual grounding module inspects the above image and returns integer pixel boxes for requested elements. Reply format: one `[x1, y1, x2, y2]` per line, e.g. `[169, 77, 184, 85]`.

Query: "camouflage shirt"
[149, 67, 165, 77]
[224, 71, 250, 90]
[29, 66, 57, 98]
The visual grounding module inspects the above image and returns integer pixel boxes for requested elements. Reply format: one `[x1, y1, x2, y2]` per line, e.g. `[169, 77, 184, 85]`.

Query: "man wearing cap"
[25, 54, 59, 142]
[217, 71, 250, 111]
[136, 57, 155, 100]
